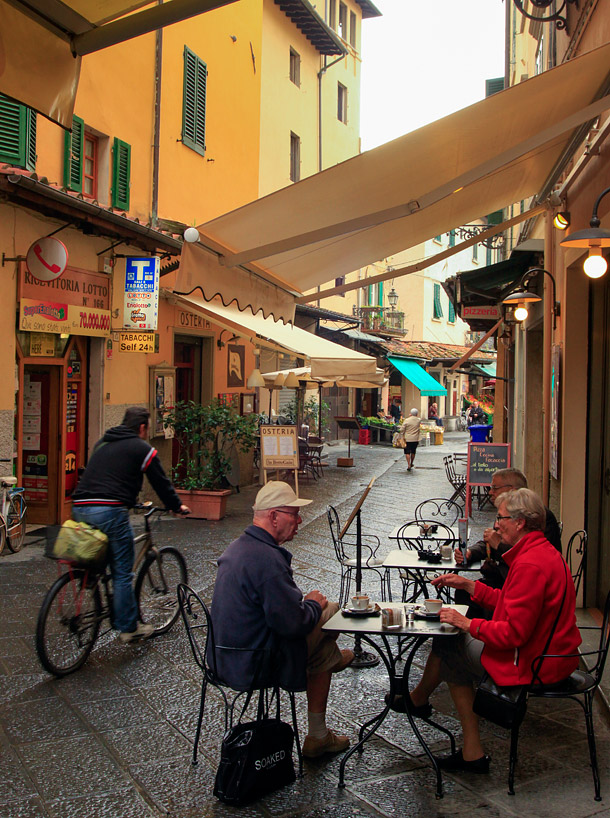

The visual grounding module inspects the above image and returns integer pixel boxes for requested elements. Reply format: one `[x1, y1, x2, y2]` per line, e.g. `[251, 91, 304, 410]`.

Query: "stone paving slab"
[0, 433, 608, 816]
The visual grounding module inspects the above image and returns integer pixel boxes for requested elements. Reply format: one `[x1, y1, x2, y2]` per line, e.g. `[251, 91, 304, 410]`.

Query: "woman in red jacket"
[393, 488, 581, 774]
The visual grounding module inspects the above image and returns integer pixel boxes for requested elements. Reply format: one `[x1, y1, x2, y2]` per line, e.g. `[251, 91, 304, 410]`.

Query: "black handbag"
[214, 693, 296, 805]
[473, 560, 568, 730]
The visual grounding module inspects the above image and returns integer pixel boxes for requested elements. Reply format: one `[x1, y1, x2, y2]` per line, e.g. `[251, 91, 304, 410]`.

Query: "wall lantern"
[502, 290, 541, 323]
[560, 185, 610, 279]
[553, 211, 570, 230]
[183, 227, 200, 243]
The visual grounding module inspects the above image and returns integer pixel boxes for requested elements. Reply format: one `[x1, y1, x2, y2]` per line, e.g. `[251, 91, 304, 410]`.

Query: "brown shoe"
[331, 648, 355, 674]
[302, 729, 350, 758]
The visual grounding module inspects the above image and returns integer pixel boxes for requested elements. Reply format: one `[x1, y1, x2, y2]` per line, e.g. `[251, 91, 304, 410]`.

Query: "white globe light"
[183, 227, 200, 243]
[584, 252, 608, 279]
[514, 305, 529, 322]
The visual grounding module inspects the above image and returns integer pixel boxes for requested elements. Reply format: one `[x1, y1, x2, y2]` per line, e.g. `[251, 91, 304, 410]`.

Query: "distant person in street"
[467, 400, 487, 426]
[72, 406, 190, 644]
[389, 396, 402, 423]
[391, 489, 580, 775]
[454, 467, 562, 618]
[400, 408, 421, 471]
[428, 401, 442, 426]
[209, 481, 354, 759]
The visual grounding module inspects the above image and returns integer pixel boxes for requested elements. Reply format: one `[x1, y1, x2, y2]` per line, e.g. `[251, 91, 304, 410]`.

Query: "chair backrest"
[326, 505, 343, 560]
[177, 583, 217, 679]
[395, 520, 456, 550]
[565, 529, 587, 596]
[589, 589, 610, 685]
[415, 498, 463, 526]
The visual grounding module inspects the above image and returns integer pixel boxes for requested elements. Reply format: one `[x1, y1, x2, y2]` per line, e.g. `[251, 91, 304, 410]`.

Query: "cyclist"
[72, 406, 189, 643]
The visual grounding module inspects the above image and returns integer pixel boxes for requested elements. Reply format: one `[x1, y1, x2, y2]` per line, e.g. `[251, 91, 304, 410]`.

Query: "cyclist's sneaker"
[118, 622, 155, 644]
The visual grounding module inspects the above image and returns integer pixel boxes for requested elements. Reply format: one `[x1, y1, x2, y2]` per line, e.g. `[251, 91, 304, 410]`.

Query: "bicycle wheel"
[0, 517, 6, 556]
[36, 569, 102, 676]
[6, 493, 26, 553]
[134, 546, 187, 635]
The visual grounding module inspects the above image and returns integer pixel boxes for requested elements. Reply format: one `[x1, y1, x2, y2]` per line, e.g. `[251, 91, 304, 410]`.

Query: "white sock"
[307, 711, 328, 739]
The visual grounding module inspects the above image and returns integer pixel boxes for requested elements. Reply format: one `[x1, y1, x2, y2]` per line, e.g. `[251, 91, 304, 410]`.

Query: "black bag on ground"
[472, 672, 526, 729]
[214, 693, 295, 805]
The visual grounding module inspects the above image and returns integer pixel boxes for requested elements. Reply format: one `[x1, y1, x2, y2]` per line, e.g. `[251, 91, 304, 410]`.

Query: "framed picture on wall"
[241, 393, 256, 415]
[218, 393, 239, 409]
[227, 344, 245, 387]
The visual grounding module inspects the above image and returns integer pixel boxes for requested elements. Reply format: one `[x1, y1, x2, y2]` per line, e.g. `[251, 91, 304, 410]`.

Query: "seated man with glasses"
[209, 481, 353, 758]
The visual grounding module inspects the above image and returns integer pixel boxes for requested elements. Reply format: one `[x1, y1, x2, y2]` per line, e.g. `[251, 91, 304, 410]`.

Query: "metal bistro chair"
[506, 589, 610, 801]
[394, 521, 458, 603]
[565, 529, 588, 597]
[177, 583, 303, 775]
[443, 455, 467, 505]
[327, 505, 390, 607]
[414, 498, 463, 527]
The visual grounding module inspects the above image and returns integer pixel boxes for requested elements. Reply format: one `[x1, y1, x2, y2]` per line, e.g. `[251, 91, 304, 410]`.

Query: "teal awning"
[477, 363, 496, 377]
[388, 357, 447, 397]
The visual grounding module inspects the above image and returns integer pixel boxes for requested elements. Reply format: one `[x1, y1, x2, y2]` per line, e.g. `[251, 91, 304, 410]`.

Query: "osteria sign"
[19, 266, 111, 337]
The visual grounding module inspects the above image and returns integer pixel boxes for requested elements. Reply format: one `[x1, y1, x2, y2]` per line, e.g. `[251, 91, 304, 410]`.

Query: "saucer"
[413, 607, 441, 621]
[343, 604, 380, 617]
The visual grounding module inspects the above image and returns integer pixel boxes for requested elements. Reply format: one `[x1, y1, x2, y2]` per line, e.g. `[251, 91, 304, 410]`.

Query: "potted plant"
[163, 399, 259, 520]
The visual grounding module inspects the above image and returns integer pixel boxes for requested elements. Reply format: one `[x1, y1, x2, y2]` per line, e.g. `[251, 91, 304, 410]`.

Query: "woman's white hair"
[501, 488, 546, 531]
[410, 408, 419, 416]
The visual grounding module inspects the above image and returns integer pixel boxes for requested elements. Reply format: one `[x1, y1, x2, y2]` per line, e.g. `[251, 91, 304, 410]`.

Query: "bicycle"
[35, 504, 187, 676]
[0, 460, 27, 555]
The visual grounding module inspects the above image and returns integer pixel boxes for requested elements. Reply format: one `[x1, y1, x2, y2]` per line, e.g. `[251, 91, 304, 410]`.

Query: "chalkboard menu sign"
[467, 443, 511, 485]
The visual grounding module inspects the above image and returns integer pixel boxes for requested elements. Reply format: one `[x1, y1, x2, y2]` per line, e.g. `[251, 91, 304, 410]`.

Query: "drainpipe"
[317, 52, 346, 173]
[151, 1, 163, 227]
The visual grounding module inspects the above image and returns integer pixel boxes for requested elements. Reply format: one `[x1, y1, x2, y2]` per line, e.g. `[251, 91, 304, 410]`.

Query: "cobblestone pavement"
[1, 433, 609, 817]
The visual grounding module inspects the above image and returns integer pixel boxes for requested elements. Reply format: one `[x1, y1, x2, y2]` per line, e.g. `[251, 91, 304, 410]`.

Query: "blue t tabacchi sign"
[123, 257, 160, 331]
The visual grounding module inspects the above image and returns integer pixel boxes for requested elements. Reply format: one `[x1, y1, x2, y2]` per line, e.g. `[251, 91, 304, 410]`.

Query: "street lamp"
[502, 268, 561, 329]
[560, 186, 610, 279]
[387, 287, 399, 310]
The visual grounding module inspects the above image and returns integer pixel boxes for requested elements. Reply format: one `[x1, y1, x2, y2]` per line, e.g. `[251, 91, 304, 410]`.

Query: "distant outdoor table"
[388, 523, 458, 541]
[323, 602, 467, 797]
[383, 547, 482, 604]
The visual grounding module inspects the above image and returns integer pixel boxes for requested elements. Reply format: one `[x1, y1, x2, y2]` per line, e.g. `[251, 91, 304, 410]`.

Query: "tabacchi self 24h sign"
[123, 257, 160, 331]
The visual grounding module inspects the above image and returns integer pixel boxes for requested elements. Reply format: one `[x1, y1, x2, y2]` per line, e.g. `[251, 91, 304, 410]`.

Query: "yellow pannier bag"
[52, 519, 109, 567]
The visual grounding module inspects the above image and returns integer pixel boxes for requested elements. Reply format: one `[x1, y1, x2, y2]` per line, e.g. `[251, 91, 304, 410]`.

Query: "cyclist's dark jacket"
[72, 425, 181, 512]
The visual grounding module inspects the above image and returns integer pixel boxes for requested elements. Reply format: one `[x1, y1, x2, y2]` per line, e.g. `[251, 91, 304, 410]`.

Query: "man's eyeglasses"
[273, 509, 300, 518]
[490, 483, 513, 491]
[495, 514, 513, 522]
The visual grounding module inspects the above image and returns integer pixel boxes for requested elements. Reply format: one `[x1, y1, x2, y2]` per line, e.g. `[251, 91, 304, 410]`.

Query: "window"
[338, 2, 347, 39]
[472, 242, 479, 263]
[448, 229, 456, 248]
[111, 137, 131, 210]
[83, 133, 98, 199]
[289, 48, 300, 86]
[290, 132, 300, 182]
[0, 95, 36, 170]
[335, 276, 345, 296]
[433, 283, 443, 320]
[448, 300, 456, 324]
[329, 0, 336, 29]
[349, 11, 357, 46]
[337, 83, 347, 123]
[182, 45, 207, 156]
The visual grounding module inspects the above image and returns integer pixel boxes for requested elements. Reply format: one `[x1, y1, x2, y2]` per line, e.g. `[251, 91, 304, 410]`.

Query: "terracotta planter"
[176, 488, 232, 520]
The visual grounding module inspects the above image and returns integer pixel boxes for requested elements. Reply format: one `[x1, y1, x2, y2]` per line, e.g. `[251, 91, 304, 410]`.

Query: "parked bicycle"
[0, 460, 27, 555]
[35, 505, 187, 676]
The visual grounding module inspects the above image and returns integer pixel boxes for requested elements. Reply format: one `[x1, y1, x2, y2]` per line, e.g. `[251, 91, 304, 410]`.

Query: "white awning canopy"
[176, 41, 610, 320]
[261, 366, 386, 388]
[165, 291, 378, 377]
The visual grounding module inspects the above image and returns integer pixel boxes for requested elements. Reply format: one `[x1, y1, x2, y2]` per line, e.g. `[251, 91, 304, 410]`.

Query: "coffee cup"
[440, 544, 453, 561]
[420, 523, 431, 536]
[424, 598, 442, 614]
[352, 594, 370, 610]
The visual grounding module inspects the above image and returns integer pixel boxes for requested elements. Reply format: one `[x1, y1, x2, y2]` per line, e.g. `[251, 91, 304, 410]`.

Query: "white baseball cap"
[253, 481, 313, 511]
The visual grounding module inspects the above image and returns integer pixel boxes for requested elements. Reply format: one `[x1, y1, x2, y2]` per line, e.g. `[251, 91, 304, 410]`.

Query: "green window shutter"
[367, 284, 373, 306]
[449, 229, 456, 248]
[182, 46, 207, 156]
[448, 300, 456, 323]
[111, 137, 131, 210]
[485, 77, 505, 96]
[0, 95, 36, 170]
[433, 283, 443, 319]
[63, 114, 84, 192]
[487, 209, 503, 225]
[377, 282, 383, 306]
[472, 242, 479, 262]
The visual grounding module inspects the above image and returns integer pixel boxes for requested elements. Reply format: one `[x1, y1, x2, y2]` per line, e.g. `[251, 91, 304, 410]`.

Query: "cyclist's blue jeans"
[72, 505, 138, 633]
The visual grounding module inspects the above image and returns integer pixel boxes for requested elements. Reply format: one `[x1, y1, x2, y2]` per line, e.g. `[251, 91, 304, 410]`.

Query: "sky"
[360, 0, 506, 150]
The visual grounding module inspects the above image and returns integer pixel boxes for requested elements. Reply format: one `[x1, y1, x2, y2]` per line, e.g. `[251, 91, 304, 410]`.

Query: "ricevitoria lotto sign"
[123, 257, 159, 330]
[19, 266, 111, 337]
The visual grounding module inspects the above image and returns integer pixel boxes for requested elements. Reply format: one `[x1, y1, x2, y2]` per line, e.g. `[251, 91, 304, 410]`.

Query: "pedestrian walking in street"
[400, 408, 421, 471]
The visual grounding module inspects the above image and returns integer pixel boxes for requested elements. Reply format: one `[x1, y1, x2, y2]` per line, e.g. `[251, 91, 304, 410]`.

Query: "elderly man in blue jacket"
[210, 481, 353, 758]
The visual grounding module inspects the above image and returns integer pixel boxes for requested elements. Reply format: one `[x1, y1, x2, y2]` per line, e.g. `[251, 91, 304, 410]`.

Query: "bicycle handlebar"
[133, 504, 190, 518]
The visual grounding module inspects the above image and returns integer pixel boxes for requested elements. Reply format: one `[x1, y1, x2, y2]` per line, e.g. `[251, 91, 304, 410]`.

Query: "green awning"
[388, 357, 447, 397]
[477, 363, 496, 377]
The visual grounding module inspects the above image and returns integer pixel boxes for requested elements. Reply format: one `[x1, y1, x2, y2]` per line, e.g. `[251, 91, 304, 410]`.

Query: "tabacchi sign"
[19, 266, 111, 337]
[123, 257, 159, 331]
